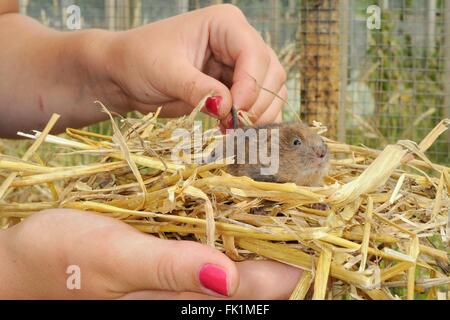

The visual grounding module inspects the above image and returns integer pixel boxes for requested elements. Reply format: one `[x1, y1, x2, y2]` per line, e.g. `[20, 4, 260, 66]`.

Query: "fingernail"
[218, 124, 226, 134]
[226, 116, 235, 129]
[199, 264, 228, 296]
[205, 96, 222, 117]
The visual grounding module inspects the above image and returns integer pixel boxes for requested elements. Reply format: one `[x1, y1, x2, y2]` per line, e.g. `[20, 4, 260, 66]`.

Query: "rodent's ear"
[295, 120, 308, 129]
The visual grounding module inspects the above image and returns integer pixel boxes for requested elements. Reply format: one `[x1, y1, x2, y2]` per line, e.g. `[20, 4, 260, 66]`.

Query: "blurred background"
[16, 0, 450, 164]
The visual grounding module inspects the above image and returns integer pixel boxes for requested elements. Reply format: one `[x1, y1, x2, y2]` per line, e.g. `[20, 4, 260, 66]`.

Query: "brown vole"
[218, 122, 330, 186]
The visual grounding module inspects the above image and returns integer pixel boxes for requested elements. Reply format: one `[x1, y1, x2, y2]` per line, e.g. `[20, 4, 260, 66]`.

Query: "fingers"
[229, 38, 270, 112]
[10, 209, 239, 299]
[254, 85, 287, 125]
[224, 260, 302, 299]
[170, 61, 233, 120]
[247, 47, 287, 123]
[275, 110, 283, 123]
[133, 4, 286, 126]
[219, 85, 286, 129]
[99, 230, 239, 297]
[206, 5, 286, 126]
[207, 5, 270, 112]
[204, 57, 234, 89]
[119, 260, 302, 300]
[131, 99, 195, 118]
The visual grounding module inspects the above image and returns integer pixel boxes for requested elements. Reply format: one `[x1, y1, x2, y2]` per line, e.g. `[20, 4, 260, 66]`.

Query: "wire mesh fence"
[19, 0, 450, 164]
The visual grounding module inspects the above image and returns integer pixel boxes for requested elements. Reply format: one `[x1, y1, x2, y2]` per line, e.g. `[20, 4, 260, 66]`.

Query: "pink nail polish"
[218, 124, 226, 134]
[199, 264, 228, 296]
[226, 116, 234, 129]
[205, 96, 222, 117]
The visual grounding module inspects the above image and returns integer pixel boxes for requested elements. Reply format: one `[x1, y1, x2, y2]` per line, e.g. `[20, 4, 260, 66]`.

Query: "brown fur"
[225, 122, 330, 186]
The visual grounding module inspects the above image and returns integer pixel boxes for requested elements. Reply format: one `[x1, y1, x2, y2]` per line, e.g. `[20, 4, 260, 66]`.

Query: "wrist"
[71, 29, 130, 113]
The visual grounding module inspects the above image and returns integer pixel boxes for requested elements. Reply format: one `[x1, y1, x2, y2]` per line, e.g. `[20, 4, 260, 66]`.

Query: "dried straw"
[0, 98, 448, 300]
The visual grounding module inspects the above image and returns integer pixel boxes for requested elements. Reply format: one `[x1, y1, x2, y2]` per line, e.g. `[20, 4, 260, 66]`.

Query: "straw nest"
[0, 97, 448, 300]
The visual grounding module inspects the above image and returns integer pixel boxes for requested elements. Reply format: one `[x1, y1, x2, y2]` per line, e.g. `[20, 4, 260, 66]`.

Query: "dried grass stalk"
[289, 271, 313, 300]
[0, 100, 448, 300]
[312, 246, 332, 300]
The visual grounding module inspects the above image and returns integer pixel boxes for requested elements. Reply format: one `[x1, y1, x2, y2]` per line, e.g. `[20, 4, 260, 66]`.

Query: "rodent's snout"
[313, 144, 328, 159]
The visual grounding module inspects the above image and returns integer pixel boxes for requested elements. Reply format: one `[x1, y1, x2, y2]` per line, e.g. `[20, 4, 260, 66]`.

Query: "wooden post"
[20, 0, 29, 15]
[270, 0, 280, 48]
[426, 0, 437, 56]
[116, 0, 130, 30]
[300, 0, 340, 139]
[338, 0, 349, 143]
[177, 0, 189, 13]
[131, 0, 142, 28]
[444, 0, 450, 160]
[105, 0, 116, 30]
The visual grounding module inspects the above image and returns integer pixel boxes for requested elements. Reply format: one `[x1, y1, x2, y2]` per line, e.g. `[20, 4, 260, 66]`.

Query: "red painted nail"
[226, 116, 234, 129]
[205, 96, 222, 117]
[199, 264, 228, 296]
[218, 124, 226, 134]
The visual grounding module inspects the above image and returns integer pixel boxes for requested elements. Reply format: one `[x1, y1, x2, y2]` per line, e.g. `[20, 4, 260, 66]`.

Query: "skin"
[0, 1, 300, 299]
[0, 3, 285, 137]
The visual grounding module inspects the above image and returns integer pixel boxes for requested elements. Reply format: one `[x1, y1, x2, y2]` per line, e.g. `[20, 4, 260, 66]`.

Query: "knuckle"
[182, 78, 198, 102]
[35, 208, 65, 219]
[269, 50, 286, 84]
[19, 209, 70, 235]
[278, 68, 287, 84]
[258, 49, 272, 69]
[220, 3, 245, 18]
[155, 252, 181, 291]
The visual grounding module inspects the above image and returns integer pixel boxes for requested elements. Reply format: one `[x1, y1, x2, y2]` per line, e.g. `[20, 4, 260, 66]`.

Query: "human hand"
[95, 4, 286, 128]
[0, 209, 301, 299]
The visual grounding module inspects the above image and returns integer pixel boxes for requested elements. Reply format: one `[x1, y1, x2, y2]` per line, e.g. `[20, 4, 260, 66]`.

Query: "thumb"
[105, 231, 239, 297]
[170, 61, 233, 120]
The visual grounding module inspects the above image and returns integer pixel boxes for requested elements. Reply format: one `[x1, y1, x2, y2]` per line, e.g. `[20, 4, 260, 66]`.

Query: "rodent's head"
[276, 122, 330, 186]
[223, 122, 331, 186]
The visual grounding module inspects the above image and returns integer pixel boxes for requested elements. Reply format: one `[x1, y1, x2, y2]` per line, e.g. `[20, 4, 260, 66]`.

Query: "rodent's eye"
[292, 138, 302, 146]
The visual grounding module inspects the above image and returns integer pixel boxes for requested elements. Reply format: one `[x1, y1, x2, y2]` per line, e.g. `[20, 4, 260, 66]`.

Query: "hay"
[0, 98, 448, 300]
